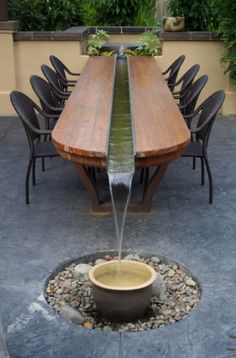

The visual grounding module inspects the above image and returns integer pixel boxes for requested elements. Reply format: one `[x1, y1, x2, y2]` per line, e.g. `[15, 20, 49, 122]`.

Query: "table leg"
[75, 164, 101, 212]
[142, 163, 168, 211]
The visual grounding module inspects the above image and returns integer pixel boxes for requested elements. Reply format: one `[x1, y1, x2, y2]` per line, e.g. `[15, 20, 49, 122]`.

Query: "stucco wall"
[0, 26, 235, 115]
[14, 41, 87, 105]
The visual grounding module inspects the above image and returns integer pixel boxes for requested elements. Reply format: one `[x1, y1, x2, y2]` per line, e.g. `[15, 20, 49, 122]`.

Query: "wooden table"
[52, 56, 190, 212]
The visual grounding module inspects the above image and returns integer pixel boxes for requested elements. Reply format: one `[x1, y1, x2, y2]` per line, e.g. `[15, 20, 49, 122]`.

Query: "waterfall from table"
[107, 55, 135, 264]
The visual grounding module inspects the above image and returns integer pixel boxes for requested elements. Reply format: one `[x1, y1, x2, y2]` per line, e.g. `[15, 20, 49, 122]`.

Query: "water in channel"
[107, 56, 135, 263]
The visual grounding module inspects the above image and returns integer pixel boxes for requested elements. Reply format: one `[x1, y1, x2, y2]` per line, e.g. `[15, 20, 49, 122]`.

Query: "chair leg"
[25, 157, 33, 205]
[200, 158, 204, 186]
[42, 157, 45, 172]
[204, 156, 213, 204]
[32, 158, 36, 186]
[192, 157, 196, 170]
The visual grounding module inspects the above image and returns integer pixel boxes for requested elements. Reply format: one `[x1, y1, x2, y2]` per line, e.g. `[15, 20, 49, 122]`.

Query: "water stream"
[107, 55, 135, 263]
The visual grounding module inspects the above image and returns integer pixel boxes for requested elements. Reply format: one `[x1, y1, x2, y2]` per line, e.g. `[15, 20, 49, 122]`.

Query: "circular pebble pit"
[44, 251, 201, 332]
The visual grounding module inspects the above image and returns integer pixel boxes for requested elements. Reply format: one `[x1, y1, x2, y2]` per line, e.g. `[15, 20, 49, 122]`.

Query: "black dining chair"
[179, 74, 208, 125]
[170, 64, 200, 107]
[30, 75, 63, 130]
[10, 90, 59, 204]
[41, 64, 71, 103]
[181, 90, 225, 204]
[162, 55, 186, 92]
[50, 55, 80, 89]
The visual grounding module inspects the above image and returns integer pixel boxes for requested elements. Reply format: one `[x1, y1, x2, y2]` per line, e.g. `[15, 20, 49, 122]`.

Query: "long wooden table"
[52, 56, 190, 212]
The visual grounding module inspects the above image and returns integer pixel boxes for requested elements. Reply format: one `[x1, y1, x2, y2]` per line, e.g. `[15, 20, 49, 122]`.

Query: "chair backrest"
[183, 74, 208, 118]
[10, 91, 40, 146]
[196, 90, 225, 146]
[50, 55, 67, 83]
[166, 55, 186, 91]
[30, 75, 59, 115]
[41, 64, 65, 94]
[177, 64, 200, 106]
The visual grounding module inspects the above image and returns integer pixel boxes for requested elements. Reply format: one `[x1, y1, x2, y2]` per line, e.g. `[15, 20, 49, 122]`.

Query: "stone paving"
[0, 115, 236, 358]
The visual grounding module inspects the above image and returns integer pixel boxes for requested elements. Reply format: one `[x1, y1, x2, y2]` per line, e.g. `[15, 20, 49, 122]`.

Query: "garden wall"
[0, 23, 235, 115]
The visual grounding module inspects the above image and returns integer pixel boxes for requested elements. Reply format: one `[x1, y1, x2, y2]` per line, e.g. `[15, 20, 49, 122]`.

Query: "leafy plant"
[166, 0, 219, 31]
[133, 1, 157, 26]
[87, 30, 110, 56]
[213, 0, 236, 84]
[8, 0, 83, 31]
[79, 0, 98, 26]
[127, 31, 161, 56]
[82, 0, 156, 26]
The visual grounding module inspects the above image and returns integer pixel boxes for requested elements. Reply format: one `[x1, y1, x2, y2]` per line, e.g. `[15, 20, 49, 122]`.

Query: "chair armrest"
[190, 112, 215, 134]
[25, 118, 52, 135]
[64, 65, 80, 77]
[183, 104, 203, 120]
[34, 102, 63, 117]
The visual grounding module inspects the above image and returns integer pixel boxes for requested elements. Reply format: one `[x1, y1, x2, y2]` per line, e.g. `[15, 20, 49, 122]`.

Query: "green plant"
[8, 0, 83, 31]
[80, 0, 98, 26]
[127, 31, 161, 56]
[87, 30, 110, 56]
[213, 0, 236, 84]
[133, 1, 157, 26]
[166, 0, 218, 31]
[81, 0, 156, 26]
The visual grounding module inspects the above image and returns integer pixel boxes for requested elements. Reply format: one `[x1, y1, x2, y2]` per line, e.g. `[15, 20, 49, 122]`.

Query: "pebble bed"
[45, 254, 201, 332]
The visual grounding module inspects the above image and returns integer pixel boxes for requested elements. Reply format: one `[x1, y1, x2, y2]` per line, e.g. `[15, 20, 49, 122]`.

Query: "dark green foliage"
[85, 0, 156, 26]
[213, 0, 236, 84]
[166, 0, 219, 31]
[8, 0, 83, 31]
[8, 0, 157, 29]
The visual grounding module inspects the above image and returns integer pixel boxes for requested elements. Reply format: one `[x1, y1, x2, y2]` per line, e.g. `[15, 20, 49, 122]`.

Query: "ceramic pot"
[163, 17, 185, 32]
[89, 260, 156, 322]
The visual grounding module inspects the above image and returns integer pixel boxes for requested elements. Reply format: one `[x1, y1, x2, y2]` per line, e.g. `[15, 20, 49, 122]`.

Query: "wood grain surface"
[52, 56, 190, 168]
[52, 57, 115, 167]
[128, 56, 190, 166]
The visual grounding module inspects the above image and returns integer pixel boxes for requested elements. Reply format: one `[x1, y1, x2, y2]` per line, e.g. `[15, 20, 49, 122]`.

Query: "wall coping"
[12, 26, 220, 42]
[0, 21, 18, 31]
[14, 27, 89, 41]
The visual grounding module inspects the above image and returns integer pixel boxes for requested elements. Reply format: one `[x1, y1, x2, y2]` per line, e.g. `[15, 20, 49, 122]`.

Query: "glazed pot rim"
[89, 259, 157, 291]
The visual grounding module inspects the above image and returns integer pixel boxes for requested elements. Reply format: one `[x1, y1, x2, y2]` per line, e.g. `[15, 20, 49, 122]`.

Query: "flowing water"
[107, 56, 135, 265]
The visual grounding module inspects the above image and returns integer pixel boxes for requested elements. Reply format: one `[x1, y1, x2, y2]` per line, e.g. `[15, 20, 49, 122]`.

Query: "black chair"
[171, 64, 200, 107]
[10, 90, 59, 204]
[41, 64, 71, 102]
[179, 74, 208, 125]
[162, 55, 185, 92]
[30, 75, 64, 130]
[50, 55, 80, 89]
[181, 90, 225, 204]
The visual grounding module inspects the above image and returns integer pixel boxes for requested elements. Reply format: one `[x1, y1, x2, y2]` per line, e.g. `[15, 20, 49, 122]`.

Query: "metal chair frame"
[182, 90, 225, 204]
[10, 90, 59, 204]
[50, 55, 80, 89]
[162, 55, 186, 92]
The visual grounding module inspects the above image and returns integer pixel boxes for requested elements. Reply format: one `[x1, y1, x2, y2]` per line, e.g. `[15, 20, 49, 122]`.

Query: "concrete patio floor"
[0, 115, 236, 358]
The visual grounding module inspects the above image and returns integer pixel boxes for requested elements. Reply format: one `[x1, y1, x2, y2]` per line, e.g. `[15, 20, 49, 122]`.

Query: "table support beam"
[75, 164, 101, 212]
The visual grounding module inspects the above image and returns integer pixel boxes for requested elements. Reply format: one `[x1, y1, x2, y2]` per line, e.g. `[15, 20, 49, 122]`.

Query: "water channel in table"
[107, 55, 135, 272]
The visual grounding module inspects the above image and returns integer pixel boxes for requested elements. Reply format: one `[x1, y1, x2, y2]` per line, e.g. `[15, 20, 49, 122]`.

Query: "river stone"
[123, 254, 140, 261]
[74, 264, 92, 279]
[185, 277, 197, 287]
[95, 259, 105, 265]
[152, 275, 166, 298]
[150, 256, 160, 264]
[59, 305, 84, 325]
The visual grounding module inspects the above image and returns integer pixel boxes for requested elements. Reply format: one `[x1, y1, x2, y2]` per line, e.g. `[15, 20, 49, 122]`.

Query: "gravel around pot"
[45, 255, 201, 332]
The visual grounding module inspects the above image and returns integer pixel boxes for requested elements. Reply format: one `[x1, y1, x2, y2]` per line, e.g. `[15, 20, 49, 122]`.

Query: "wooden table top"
[52, 56, 115, 167]
[128, 56, 190, 166]
[52, 56, 190, 168]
